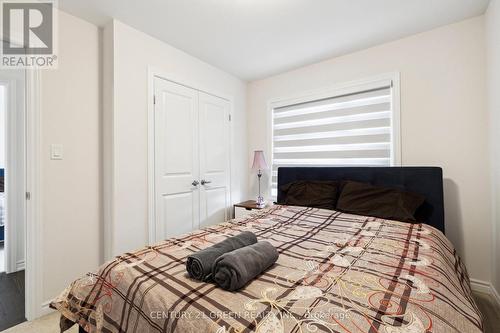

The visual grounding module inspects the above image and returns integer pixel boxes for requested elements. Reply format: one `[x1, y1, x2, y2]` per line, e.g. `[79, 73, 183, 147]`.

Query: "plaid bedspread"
[51, 205, 483, 333]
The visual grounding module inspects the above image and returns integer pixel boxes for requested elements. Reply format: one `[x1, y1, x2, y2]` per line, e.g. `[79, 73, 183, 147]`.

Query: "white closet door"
[154, 78, 200, 241]
[198, 92, 231, 227]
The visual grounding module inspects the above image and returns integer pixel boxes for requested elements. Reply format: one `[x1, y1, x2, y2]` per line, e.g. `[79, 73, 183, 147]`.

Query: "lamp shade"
[251, 150, 268, 171]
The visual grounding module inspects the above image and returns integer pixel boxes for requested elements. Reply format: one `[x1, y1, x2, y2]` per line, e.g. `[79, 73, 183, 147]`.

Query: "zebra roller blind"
[271, 78, 399, 197]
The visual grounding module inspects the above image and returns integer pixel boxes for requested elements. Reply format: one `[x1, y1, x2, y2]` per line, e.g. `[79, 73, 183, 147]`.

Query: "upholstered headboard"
[277, 167, 445, 233]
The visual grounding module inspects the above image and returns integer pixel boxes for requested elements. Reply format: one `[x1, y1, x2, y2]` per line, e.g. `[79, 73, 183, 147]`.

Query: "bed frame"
[277, 166, 445, 234]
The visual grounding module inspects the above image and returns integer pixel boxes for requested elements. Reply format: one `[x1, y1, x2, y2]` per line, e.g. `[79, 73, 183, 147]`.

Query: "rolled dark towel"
[212, 241, 279, 291]
[186, 231, 258, 281]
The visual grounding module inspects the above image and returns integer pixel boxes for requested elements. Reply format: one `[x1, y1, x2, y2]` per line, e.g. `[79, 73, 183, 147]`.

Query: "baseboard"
[470, 278, 491, 294]
[470, 278, 500, 307]
[16, 259, 25, 271]
[40, 300, 55, 317]
[491, 283, 500, 307]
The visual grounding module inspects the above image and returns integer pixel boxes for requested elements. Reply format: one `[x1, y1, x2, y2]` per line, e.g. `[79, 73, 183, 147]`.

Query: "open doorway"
[0, 69, 27, 330]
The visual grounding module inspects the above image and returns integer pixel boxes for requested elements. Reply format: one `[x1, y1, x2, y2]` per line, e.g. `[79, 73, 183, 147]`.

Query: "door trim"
[25, 69, 43, 320]
[147, 67, 233, 244]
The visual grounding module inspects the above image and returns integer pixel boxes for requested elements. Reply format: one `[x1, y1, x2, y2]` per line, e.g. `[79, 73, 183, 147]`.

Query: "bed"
[51, 166, 483, 333]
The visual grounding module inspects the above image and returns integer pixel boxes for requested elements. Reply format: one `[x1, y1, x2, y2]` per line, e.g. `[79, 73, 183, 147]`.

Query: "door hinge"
[26, 192, 31, 200]
[228, 114, 232, 122]
[153, 95, 156, 105]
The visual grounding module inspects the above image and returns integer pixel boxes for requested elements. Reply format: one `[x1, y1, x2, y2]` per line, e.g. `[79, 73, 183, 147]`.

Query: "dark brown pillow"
[279, 180, 339, 210]
[336, 181, 425, 222]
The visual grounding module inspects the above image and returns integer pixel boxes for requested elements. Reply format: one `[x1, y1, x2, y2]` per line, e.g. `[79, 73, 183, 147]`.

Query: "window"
[270, 74, 400, 197]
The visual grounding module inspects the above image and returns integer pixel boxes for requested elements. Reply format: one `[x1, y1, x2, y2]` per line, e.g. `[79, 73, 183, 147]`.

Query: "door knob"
[192, 180, 199, 186]
[201, 180, 212, 185]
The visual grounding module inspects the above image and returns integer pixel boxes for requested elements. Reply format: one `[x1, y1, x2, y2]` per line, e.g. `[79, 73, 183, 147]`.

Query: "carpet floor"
[1, 312, 77, 333]
[473, 291, 500, 333]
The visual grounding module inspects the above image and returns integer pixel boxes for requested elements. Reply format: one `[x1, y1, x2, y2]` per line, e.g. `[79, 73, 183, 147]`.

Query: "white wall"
[41, 11, 101, 303]
[104, 20, 248, 257]
[247, 17, 492, 283]
[486, 0, 500, 293]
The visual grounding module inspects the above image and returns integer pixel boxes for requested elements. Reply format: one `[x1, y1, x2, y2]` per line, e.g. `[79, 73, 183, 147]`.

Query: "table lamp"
[251, 150, 268, 208]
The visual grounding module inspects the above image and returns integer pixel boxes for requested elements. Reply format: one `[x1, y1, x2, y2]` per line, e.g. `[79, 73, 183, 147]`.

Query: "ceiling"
[58, 0, 490, 81]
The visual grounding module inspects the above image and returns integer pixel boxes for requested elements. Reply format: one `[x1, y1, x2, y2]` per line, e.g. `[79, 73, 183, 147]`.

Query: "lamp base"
[256, 196, 266, 208]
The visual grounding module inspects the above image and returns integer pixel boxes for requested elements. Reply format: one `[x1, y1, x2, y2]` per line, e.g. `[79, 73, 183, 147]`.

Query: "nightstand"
[234, 200, 269, 218]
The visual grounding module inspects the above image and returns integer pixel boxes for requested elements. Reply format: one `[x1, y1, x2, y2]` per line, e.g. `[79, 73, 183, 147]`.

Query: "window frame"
[266, 72, 401, 198]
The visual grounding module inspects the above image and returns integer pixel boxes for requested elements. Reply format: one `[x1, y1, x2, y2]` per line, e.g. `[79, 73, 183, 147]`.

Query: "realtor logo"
[1, 0, 58, 68]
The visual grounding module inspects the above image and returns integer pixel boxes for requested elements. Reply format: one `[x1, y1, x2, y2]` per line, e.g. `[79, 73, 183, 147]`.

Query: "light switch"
[50, 144, 63, 160]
